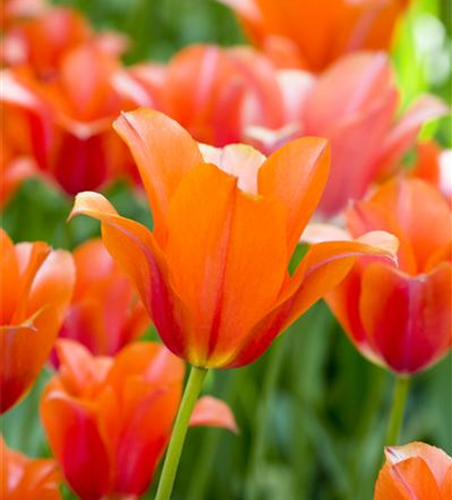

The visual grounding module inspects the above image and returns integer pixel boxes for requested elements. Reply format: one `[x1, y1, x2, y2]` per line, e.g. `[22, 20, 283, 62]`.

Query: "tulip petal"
[375, 457, 442, 500]
[258, 136, 330, 253]
[113, 108, 203, 239]
[360, 262, 451, 374]
[165, 162, 287, 367]
[40, 392, 110, 500]
[229, 231, 397, 368]
[190, 396, 238, 433]
[376, 95, 449, 177]
[0, 229, 20, 325]
[69, 191, 189, 358]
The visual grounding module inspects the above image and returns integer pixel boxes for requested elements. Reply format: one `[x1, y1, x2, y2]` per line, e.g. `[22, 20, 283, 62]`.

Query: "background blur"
[2, 0, 451, 499]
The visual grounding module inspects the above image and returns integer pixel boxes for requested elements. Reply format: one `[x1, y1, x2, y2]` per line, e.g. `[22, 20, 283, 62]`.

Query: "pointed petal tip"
[67, 191, 117, 222]
[356, 230, 399, 261]
[190, 396, 239, 434]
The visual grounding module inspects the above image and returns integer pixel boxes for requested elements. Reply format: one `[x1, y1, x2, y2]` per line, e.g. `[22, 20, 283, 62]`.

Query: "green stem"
[245, 337, 287, 500]
[155, 365, 208, 500]
[385, 376, 410, 446]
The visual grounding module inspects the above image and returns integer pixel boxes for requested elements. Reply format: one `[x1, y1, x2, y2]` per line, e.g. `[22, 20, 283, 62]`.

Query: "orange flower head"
[57, 239, 149, 357]
[69, 108, 398, 369]
[220, 0, 411, 72]
[375, 442, 452, 500]
[326, 177, 451, 374]
[40, 339, 237, 500]
[0, 229, 75, 413]
[128, 44, 286, 147]
[0, 437, 61, 500]
[2, 5, 128, 78]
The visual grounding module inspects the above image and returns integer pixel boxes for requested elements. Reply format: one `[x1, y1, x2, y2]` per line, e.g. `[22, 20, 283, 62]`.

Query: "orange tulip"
[375, 442, 452, 500]
[246, 51, 448, 217]
[2, 5, 128, 77]
[220, 0, 411, 72]
[0, 437, 61, 500]
[0, 229, 75, 413]
[325, 177, 451, 374]
[411, 141, 451, 203]
[69, 108, 397, 369]
[57, 239, 149, 357]
[41, 339, 237, 500]
[128, 44, 285, 147]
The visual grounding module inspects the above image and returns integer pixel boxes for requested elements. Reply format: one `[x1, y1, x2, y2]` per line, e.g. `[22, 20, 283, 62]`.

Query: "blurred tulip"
[58, 239, 149, 357]
[0, 229, 75, 413]
[2, 46, 148, 195]
[69, 108, 398, 369]
[41, 339, 237, 500]
[1, 5, 128, 77]
[375, 442, 452, 500]
[0, 437, 61, 500]
[128, 44, 285, 147]
[411, 141, 452, 203]
[0, 153, 36, 208]
[246, 51, 448, 217]
[220, 0, 411, 71]
[325, 177, 451, 374]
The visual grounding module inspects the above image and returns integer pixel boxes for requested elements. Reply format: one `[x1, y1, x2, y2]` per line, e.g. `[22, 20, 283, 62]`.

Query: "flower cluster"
[1, 0, 450, 499]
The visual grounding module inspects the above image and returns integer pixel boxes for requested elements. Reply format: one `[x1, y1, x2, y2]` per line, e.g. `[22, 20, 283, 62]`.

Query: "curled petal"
[69, 192, 188, 359]
[190, 396, 238, 433]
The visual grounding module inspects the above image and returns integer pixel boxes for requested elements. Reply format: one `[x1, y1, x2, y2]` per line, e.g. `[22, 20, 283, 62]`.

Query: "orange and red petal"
[360, 262, 451, 374]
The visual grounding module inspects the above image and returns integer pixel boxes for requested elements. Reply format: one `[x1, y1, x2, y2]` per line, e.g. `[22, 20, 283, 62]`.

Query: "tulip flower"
[0, 437, 61, 500]
[41, 339, 237, 500]
[411, 141, 451, 203]
[2, 5, 128, 77]
[70, 107, 398, 370]
[375, 442, 452, 500]
[128, 44, 285, 147]
[325, 177, 451, 375]
[69, 108, 397, 500]
[58, 239, 149, 357]
[2, 46, 149, 195]
[219, 0, 411, 72]
[0, 229, 75, 413]
[246, 51, 448, 217]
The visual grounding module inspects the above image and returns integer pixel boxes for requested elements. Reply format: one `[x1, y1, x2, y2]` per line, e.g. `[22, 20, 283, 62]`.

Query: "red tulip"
[0, 437, 61, 500]
[325, 177, 451, 374]
[69, 108, 398, 369]
[58, 239, 149, 357]
[41, 339, 237, 500]
[220, 0, 411, 72]
[375, 442, 452, 500]
[246, 51, 448, 217]
[0, 229, 75, 413]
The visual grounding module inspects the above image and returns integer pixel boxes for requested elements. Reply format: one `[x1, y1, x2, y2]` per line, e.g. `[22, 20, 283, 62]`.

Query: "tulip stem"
[155, 365, 208, 500]
[385, 376, 410, 446]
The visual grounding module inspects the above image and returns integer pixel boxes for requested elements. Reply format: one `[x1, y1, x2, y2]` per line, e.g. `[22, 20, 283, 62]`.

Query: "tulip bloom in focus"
[325, 177, 451, 374]
[70, 108, 397, 369]
[219, 0, 411, 71]
[41, 340, 237, 500]
[0, 229, 74, 413]
[0, 437, 61, 500]
[375, 442, 452, 499]
[58, 239, 149, 357]
[246, 51, 447, 217]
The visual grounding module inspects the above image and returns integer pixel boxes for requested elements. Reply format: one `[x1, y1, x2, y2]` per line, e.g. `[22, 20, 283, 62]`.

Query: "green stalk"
[385, 376, 410, 445]
[245, 337, 287, 500]
[155, 365, 208, 500]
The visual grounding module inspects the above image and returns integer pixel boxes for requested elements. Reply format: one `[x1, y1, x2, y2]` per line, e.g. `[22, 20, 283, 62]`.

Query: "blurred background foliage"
[1, 0, 451, 499]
